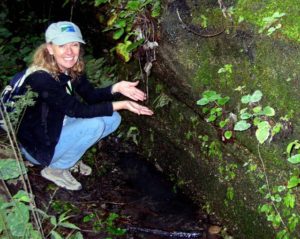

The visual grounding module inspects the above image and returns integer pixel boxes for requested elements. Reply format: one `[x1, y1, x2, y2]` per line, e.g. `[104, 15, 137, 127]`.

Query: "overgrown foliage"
[0, 0, 162, 238]
[196, 62, 300, 238]
[235, 0, 300, 42]
[94, 0, 160, 62]
[0, 2, 44, 86]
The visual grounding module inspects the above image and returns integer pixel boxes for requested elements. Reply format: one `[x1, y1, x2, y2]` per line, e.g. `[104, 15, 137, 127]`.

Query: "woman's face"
[47, 42, 80, 71]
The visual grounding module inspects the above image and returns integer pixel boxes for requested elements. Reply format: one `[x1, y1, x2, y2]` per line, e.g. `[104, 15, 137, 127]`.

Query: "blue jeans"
[21, 112, 121, 169]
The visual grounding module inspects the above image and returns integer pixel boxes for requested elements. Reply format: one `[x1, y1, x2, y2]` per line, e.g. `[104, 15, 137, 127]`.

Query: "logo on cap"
[60, 25, 76, 33]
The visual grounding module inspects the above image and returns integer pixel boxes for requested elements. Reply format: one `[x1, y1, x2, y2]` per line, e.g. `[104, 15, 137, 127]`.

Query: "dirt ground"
[7, 136, 227, 239]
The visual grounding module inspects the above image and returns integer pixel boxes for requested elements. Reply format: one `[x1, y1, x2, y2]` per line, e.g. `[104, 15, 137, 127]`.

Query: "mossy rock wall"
[125, 0, 300, 238]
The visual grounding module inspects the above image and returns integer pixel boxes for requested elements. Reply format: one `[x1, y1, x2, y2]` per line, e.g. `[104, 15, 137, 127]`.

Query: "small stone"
[208, 225, 221, 234]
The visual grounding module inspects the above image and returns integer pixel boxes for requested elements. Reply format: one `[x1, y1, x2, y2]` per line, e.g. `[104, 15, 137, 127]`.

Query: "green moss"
[123, 1, 300, 237]
[235, 0, 300, 42]
[190, 5, 225, 29]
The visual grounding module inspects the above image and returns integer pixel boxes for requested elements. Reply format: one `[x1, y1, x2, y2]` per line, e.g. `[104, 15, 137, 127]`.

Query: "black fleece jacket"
[17, 70, 115, 166]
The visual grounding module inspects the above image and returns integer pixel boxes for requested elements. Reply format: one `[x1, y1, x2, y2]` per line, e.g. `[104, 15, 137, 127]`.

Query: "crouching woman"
[18, 21, 153, 191]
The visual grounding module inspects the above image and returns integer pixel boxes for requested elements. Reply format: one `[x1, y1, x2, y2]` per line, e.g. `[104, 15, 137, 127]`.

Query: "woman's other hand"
[111, 81, 146, 101]
[113, 101, 153, 116]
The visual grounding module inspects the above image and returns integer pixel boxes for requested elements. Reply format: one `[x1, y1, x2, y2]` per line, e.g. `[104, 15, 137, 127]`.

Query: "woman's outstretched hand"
[112, 101, 154, 116]
[111, 81, 146, 101]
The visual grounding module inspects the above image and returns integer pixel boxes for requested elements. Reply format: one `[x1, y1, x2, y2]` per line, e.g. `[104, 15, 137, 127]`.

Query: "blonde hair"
[30, 43, 85, 80]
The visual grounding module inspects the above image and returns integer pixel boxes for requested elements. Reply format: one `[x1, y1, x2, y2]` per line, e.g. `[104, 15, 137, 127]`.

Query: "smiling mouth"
[64, 57, 74, 61]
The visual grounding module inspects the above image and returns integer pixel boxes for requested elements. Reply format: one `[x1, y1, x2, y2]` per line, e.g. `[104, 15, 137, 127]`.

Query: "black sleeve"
[74, 75, 115, 104]
[26, 72, 114, 117]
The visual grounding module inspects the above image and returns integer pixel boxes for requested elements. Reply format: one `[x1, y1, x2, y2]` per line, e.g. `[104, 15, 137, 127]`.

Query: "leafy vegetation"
[83, 212, 126, 238]
[0, 6, 43, 86]
[0, 157, 84, 238]
[235, 0, 300, 42]
[196, 82, 300, 238]
[0, 0, 162, 238]
[93, 0, 161, 62]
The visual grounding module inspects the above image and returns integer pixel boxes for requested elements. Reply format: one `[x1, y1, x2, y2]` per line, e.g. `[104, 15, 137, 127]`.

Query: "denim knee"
[85, 117, 105, 138]
[110, 112, 122, 132]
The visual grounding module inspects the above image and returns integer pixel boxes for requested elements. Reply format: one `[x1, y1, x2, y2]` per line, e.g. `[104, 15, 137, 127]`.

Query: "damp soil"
[17, 137, 229, 239]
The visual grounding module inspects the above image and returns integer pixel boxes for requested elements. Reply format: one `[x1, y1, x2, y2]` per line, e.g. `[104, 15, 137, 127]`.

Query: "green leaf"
[240, 112, 252, 120]
[286, 140, 300, 156]
[0, 214, 4, 234]
[287, 154, 300, 164]
[239, 108, 248, 114]
[217, 96, 230, 106]
[116, 41, 132, 62]
[272, 214, 282, 227]
[83, 214, 95, 223]
[69, 232, 84, 239]
[206, 114, 217, 122]
[0, 27, 12, 38]
[59, 222, 80, 230]
[252, 106, 262, 114]
[253, 117, 261, 126]
[277, 185, 286, 192]
[11, 37, 21, 43]
[219, 120, 228, 128]
[255, 121, 271, 144]
[126, 39, 144, 52]
[271, 194, 282, 202]
[287, 176, 300, 189]
[202, 90, 221, 101]
[196, 98, 209, 106]
[234, 120, 251, 131]
[260, 204, 272, 213]
[58, 210, 72, 223]
[27, 228, 42, 239]
[226, 187, 234, 200]
[224, 131, 232, 139]
[126, 1, 141, 11]
[238, 16, 244, 23]
[107, 14, 118, 27]
[283, 193, 295, 208]
[113, 28, 124, 40]
[50, 216, 57, 226]
[0, 159, 27, 180]
[273, 11, 286, 18]
[13, 190, 30, 203]
[263, 106, 275, 116]
[215, 107, 222, 116]
[94, 0, 109, 6]
[51, 230, 63, 239]
[115, 19, 126, 28]
[241, 94, 251, 104]
[288, 214, 299, 232]
[250, 90, 263, 103]
[151, 1, 161, 17]
[7, 202, 29, 237]
[202, 107, 209, 113]
[272, 123, 282, 136]
[276, 230, 288, 239]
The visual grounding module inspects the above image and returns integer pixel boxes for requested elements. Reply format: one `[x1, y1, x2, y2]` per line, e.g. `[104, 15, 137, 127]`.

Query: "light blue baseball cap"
[45, 21, 86, 45]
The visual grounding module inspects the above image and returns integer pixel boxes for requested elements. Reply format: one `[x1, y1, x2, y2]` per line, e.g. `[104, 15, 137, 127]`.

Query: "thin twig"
[138, 56, 147, 101]
[70, 0, 76, 22]
[0, 179, 13, 199]
[42, 187, 59, 223]
[65, 229, 76, 239]
[257, 143, 287, 229]
[176, 8, 225, 37]
[0, 106, 45, 238]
